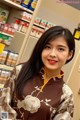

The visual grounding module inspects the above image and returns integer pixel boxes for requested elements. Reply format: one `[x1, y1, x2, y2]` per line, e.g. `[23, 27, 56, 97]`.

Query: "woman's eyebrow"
[57, 45, 67, 48]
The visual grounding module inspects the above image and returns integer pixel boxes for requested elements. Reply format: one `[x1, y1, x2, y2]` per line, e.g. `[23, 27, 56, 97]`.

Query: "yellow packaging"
[0, 43, 5, 54]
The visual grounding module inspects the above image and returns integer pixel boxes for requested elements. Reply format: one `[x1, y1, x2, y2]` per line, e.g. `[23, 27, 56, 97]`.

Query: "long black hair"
[16, 26, 75, 97]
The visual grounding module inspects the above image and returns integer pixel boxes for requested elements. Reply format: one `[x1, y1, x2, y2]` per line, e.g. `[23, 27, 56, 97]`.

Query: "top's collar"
[39, 67, 64, 82]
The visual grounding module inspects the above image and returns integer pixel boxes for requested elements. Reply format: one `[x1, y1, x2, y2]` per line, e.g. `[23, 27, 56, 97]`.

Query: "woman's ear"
[67, 50, 73, 60]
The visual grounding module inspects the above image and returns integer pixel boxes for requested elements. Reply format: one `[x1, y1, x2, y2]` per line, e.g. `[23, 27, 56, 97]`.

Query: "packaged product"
[29, 0, 38, 11]
[36, 28, 44, 38]
[13, 0, 22, 4]
[21, 22, 29, 33]
[0, 43, 5, 54]
[0, 8, 9, 24]
[40, 19, 47, 28]
[11, 53, 18, 66]
[46, 22, 54, 29]
[6, 51, 14, 66]
[0, 70, 6, 83]
[0, 50, 8, 64]
[13, 19, 21, 31]
[34, 17, 41, 25]
[0, 33, 12, 45]
[21, 0, 32, 8]
[30, 26, 37, 36]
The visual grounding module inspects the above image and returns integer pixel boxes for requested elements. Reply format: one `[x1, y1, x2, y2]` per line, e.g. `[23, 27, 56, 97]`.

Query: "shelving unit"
[0, 0, 33, 14]
[0, 0, 43, 88]
[0, 0, 43, 66]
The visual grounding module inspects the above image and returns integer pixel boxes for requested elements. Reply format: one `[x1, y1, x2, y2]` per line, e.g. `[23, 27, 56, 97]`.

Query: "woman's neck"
[44, 67, 61, 80]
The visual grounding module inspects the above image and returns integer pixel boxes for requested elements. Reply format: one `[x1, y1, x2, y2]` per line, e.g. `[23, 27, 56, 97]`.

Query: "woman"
[0, 26, 75, 120]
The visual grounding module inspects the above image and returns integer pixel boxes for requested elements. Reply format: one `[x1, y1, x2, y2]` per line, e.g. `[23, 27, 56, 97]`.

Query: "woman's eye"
[44, 45, 51, 49]
[58, 48, 65, 51]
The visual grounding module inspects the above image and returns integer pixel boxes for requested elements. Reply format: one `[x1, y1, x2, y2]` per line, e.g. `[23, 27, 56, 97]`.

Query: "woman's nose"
[49, 49, 56, 58]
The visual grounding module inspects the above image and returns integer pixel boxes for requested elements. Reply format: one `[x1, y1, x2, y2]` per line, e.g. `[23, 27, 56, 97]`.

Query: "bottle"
[29, 0, 38, 11]
[21, 22, 29, 33]
[13, 19, 21, 31]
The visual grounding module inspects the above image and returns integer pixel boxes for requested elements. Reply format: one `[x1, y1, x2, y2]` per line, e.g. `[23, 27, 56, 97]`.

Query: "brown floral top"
[0, 64, 74, 120]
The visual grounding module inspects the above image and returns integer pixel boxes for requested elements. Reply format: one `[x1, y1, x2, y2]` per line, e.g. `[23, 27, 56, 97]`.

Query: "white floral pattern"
[17, 95, 41, 113]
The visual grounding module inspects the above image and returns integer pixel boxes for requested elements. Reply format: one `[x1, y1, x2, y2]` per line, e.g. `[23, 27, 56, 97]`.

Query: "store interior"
[0, 0, 80, 119]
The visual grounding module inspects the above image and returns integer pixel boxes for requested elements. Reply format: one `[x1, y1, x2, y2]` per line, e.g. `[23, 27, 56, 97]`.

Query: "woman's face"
[41, 36, 72, 73]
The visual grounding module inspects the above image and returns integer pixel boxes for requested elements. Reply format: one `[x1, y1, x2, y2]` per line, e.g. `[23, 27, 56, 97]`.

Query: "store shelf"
[0, 31, 14, 37]
[0, 64, 13, 71]
[34, 23, 46, 29]
[0, 0, 33, 14]
[17, 18, 30, 23]
[15, 17, 46, 29]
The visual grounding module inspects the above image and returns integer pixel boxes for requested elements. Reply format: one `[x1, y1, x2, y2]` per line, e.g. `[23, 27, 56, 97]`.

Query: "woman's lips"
[48, 59, 57, 65]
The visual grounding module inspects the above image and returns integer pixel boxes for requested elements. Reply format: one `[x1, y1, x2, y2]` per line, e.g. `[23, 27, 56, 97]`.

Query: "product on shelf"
[30, 25, 44, 38]
[21, 0, 32, 8]
[34, 17, 41, 25]
[6, 52, 14, 66]
[30, 26, 37, 36]
[18, 21, 24, 31]
[36, 27, 44, 38]
[0, 69, 11, 86]
[11, 53, 18, 66]
[20, 11, 32, 21]
[0, 50, 19, 67]
[20, 22, 29, 33]
[13, 0, 22, 4]
[0, 24, 15, 35]
[29, 0, 38, 11]
[0, 33, 12, 45]
[6, 51, 19, 67]
[46, 22, 55, 29]
[0, 32, 13, 46]
[0, 7, 9, 24]
[0, 50, 8, 64]
[40, 19, 47, 28]
[0, 43, 5, 54]
[13, 19, 21, 31]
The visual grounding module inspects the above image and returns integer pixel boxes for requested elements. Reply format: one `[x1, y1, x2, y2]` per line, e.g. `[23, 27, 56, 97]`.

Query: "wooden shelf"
[0, 0, 33, 14]
[0, 31, 14, 37]
[0, 64, 13, 71]
[34, 23, 46, 29]
[17, 17, 30, 23]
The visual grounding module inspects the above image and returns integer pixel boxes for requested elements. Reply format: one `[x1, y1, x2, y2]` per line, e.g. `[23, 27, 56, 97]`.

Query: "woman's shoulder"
[61, 83, 73, 101]
[62, 83, 73, 95]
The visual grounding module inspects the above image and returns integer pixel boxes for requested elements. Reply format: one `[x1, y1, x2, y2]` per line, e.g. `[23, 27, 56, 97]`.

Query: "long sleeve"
[0, 65, 22, 120]
[51, 84, 74, 120]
